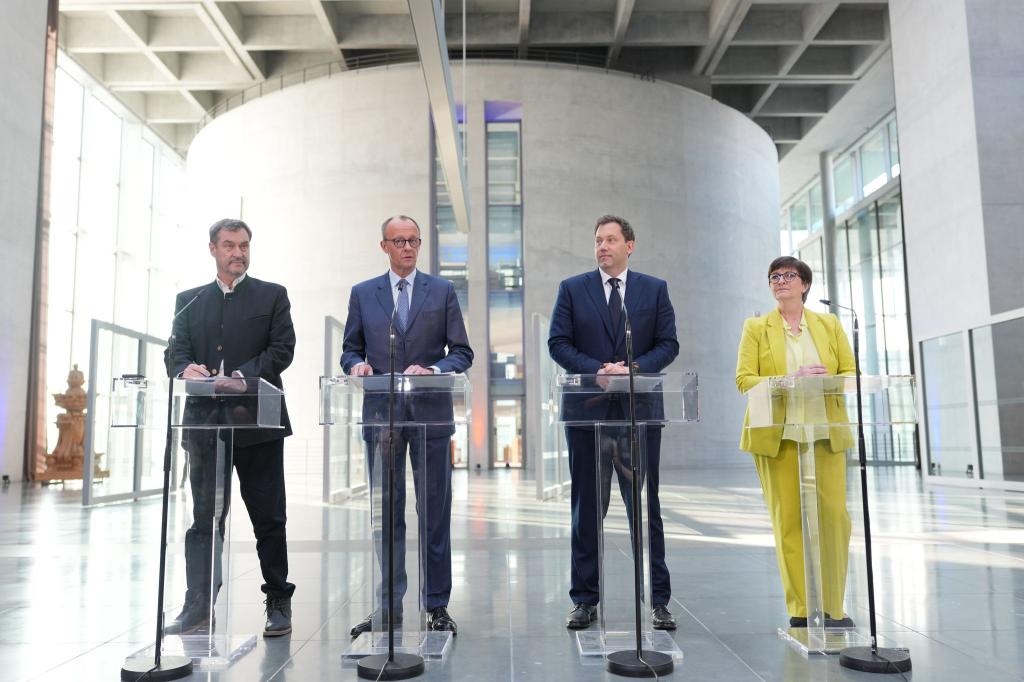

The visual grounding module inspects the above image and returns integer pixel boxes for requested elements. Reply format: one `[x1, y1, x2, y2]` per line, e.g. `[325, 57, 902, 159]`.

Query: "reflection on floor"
[2, 465, 1023, 681]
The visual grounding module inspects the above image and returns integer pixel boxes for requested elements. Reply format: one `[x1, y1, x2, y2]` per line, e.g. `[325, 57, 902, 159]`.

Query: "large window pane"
[798, 237, 826, 314]
[860, 129, 887, 196]
[833, 154, 856, 213]
[789, 195, 809, 247]
[808, 182, 823, 232]
[972, 318, 1024, 482]
[888, 119, 900, 177]
[922, 333, 975, 478]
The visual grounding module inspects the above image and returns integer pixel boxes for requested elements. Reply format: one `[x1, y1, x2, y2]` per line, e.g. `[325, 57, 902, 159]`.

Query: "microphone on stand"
[604, 278, 672, 677]
[819, 299, 910, 673]
[384, 279, 406, 663]
[122, 287, 206, 680]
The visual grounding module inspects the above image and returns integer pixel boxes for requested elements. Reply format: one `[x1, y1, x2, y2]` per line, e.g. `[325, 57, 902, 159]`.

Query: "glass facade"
[487, 121, 525, 467]
[434, 126, 469, 320]
[46, 56, 186, 461]
[971, 318, 1024, 483]
[432, 119, 469, 468]
[922, 333, 974, 478]
[779, 113, 915, 464]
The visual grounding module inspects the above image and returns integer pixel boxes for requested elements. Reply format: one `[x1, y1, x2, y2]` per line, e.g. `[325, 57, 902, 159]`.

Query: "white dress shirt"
[599, 267, 628, 304]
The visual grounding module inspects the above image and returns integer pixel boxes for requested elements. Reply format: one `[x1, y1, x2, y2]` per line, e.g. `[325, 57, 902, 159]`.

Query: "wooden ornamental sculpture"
[39, 365, 108, 482]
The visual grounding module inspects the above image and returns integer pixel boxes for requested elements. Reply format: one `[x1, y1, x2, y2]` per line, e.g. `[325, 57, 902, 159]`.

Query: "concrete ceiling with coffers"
[58, 0, 891, 157]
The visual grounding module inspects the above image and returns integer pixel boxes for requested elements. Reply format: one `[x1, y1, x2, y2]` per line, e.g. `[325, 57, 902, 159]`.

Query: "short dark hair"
[209, 218, 252, 244]
[768, 255, 813, 302]
[594, 214, 635, 242]
[381, 215, 421, 238]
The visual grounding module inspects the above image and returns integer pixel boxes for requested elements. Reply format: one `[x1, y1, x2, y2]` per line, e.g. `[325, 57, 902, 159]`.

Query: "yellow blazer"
[736, 308, 856, 456]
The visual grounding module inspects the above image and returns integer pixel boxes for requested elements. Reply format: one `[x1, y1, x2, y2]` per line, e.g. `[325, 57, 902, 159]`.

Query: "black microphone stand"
[606, 282, 672, 678]
[820, 299, 911, 674]
[121, 292, 204, 681]
[359, 279, 423, 680]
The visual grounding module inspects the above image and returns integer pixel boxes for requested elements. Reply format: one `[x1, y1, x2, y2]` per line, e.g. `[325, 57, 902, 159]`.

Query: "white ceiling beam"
[407, 0, 470, 235]
[306, 0, 345, 64]
[695, 0, 750, 75]
[197, 0, 265, 80]
[517, 0, 530, 58]
[606, 0, 635, 66]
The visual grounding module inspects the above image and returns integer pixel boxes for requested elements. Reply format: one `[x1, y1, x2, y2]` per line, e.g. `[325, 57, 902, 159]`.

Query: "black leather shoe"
[428, 607, 457, 635]
[566, 603, 598, 629]
[789, 616, 808, 628]
[164, 596, 213, 636]
[263, 596, 292, 637]
[350, 610, 402, 638]
[652, 605, 676, 630]
[825, 615, 856, 628]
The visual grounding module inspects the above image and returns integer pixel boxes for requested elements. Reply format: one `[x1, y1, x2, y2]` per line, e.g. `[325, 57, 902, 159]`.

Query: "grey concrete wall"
[187, 66, 434, 470]
[891, 0, 1024, 337]
[0, 5, 48, 481]
[186, 61, 779, 477]
[964, 0, 1024, 315]
[890, 0, 991, 342]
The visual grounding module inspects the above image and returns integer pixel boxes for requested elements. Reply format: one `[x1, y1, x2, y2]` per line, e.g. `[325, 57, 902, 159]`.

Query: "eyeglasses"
[768, 271, 801, 284]
[384, 238, 422, 248]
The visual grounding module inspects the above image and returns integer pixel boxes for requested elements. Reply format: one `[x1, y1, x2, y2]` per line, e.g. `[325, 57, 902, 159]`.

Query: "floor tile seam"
[23, 625, 138, 681]
[266, 598, 349, 680]
[506, 549, 515, 682]
[902, 625, 1024, 679]
[669, 596, 767, 681]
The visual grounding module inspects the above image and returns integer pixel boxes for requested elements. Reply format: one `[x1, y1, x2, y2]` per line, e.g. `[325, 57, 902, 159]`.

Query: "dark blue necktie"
[608, 277, 622, 334]
[397, 279, 410, 331]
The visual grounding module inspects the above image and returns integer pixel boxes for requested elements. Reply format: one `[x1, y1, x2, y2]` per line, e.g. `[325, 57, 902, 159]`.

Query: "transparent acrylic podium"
[112, 375, 284, 671]
[552, 372, 698, 664]
[744, 374, 916, 656]
[321, 373, 470, 666]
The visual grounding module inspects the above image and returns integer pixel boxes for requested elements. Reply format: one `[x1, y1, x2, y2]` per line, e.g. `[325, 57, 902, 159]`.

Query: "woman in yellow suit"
[736, 256, 856, 629]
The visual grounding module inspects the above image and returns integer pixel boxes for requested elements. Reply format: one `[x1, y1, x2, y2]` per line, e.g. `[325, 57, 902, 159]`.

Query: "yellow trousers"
[753, 440, 851, 619]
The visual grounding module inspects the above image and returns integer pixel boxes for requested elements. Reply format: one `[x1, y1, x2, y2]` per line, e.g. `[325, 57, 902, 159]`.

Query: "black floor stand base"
[120, 655, 193, 681]
[357, 652, 425, 680]
[840, 646, 912, 674]
[606, 650, 674, 678]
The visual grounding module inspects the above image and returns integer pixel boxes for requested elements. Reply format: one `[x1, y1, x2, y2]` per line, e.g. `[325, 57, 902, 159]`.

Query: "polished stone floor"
[2, 464, 1023, 681]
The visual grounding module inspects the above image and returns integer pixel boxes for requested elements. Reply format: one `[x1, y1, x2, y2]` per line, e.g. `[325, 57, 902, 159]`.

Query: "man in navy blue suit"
[548, 214, 680, 631]
[341, 215, 473, 637]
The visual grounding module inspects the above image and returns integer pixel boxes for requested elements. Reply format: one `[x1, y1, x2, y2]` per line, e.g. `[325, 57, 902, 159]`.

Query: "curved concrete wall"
[186, 61, 779, 473]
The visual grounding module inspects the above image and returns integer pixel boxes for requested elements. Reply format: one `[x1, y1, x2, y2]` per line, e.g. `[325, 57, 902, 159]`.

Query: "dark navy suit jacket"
[548, 269, 679, 424]
[340, 271, 473, 438]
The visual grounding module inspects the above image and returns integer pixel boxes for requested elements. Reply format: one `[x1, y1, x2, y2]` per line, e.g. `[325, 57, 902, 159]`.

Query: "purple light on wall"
[485, 101, 522, 123]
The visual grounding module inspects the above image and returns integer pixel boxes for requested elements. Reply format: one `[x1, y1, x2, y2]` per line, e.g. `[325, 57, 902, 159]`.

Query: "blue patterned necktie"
[397, 279, 410, 331]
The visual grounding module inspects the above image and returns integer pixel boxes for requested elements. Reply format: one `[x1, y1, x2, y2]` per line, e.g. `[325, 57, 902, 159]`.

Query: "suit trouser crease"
[753, 440, 851, 619]
[566, 423, 671, 607]
[367, 427, 453, 613]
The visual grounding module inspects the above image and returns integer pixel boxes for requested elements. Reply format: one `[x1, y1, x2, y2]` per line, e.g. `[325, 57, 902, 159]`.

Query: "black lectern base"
[357, 652, 425, 680]
[840, 646, 912, 674]
[120, 655, 193, 681]
[606, 649, 674, 677]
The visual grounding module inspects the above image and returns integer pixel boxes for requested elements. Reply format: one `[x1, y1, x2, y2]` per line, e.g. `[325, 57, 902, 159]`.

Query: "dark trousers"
[184, 432, 295, 602]
[566, 423, 671, 607]
[366, 427, 453, 612]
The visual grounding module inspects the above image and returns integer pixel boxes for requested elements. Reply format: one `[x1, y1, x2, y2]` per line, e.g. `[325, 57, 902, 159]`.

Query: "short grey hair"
[594, 214, 636, 242]
[380, 215, 421, 239]
[209, 218, 252, 244]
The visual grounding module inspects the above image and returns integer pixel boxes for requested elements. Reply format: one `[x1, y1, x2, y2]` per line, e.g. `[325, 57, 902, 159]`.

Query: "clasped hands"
[350, 363, 434, 377]
[794, 364, 830, 377]
[182, 363, 247, 393]
[595, 361, 629, 389]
